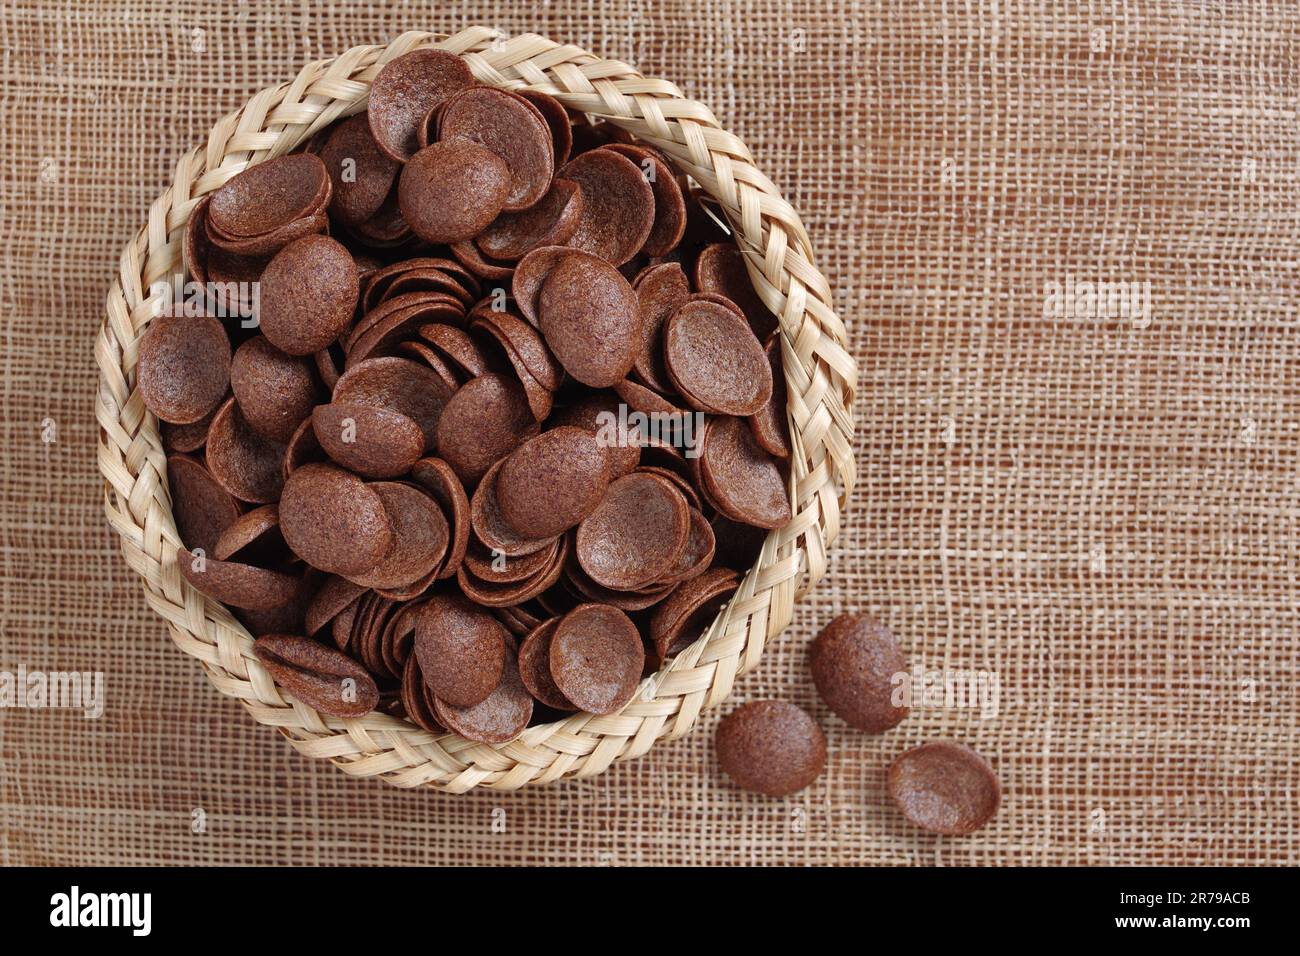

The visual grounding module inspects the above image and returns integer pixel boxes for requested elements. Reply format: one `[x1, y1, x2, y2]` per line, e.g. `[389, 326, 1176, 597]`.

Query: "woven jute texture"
[3, 1, 1298, 865]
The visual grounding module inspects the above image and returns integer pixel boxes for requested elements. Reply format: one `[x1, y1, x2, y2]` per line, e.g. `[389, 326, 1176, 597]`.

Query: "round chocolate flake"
[576, 472, 690, 590]
[400, 654, 444, 733]
[470, 307, 562, 390]
[663, 507, 716, 584]
[206, 206, 328, 259]
[748, 334, 791, 458]
[467, 310, 557, 421]
[253, 634, 379, 719]
[304, 574, 366, 636]
[601, 143, 686, 257]
[715, 700, 826, 797]
[282, 416, 323, 479]
[207, 154, 329, 240]
[810, 612, 910, 733]
[517, 617, 575, 711]
[548, 391, 642, 479]
[496, 426, 612, 539]
[176, 547, 299, 611]
[351, 188, 411, 246]
[137, 310, 231, 425]
[515, 89, 573, 167]
[398, 140, 512, 244]
[279, 462, 393, 576]
[161, 406, 216, 454]
[559, 149, 654, 265]
[409, 457, 470, 579]
[347, 482, 449, 591]
[647, 566, 738, 662]
[475, 178, 582, 261]
[312, 402, 424, 479]
[439, 87, 555, 212]
[537, 251, 641, 387]
[257, 235, 359, 356]
[549, 603, 644, 715]
[166, 453, 241, 556]
[456, 535, 566, 609]
[367, 48, 475, 163]
[212, 504, 284, 563]
[320, 113, 401, 227]
[693, 242, 778, 340]
[699, 415, 791, 530]
[434, 372, 538, 485]
[417, 323, 490, 379]
[332, 356, 453, 454]
[343, 291, 464, 369]
[415, 594, 508, 707]
[631, 261, 690, 392]
[205, 397, 286, 504]
[887, 742, 1001, 835]
[614, 378, 683, 417]
[229, 336, 318, 444]
[511, 245, 571, 326]
[431, 635, 533, 744]
[464, 538, 557, 584]
[664, 299, 772, 416]
[468, 458, 558, 558]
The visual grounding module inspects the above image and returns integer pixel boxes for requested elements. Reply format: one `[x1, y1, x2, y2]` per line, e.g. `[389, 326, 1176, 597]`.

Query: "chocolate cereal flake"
[887, 742, 1001, 835]
[810, 612, 910, 733]
[367, 49, 475, 163]
[253, 634, 379, 718]
[549, 603, 644, 715]
[137, 310, 231, 425]
[715, 700, 826, 797]
[278, 462, 393, 576]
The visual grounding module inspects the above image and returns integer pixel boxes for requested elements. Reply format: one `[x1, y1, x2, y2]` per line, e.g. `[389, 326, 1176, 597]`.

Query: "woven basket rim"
[94, 26, 857, 793]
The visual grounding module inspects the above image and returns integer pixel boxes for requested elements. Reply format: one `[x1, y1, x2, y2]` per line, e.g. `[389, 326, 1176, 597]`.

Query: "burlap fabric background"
[1, 0, 1296, 866]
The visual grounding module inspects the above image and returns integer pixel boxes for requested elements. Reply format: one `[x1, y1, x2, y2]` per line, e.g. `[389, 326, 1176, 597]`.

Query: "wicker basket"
[95, 26, 857, 792]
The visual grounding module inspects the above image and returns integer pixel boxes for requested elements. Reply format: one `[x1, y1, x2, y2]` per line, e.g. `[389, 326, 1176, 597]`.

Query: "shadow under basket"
[95, 26, 856, 793]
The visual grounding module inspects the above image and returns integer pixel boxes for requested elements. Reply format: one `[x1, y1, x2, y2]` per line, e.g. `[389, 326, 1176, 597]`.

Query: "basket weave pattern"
[95, 27, 856, 792]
